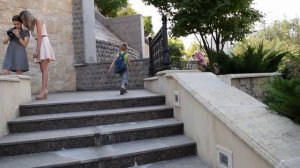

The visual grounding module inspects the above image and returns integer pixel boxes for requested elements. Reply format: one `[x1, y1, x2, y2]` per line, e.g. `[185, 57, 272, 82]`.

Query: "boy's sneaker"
[124, 84, 128, 93]
[120, 87, 126, 95]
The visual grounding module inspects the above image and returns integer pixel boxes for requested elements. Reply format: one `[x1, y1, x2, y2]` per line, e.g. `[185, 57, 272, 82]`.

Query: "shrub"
[264, 53, 300, 123]
[280, 53, 300, 79]
[209, 43, 288, 74]
[264, 77, 300, 123]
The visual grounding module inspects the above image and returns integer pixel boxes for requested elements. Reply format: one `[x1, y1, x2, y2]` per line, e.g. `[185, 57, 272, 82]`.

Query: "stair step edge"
[0, 118, 182, 146]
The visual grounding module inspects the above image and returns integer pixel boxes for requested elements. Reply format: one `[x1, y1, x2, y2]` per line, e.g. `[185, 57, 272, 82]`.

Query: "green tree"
[143, 0, 262, 63]
[168, 38, 185, 67]
[233, 18, 300, 54]
[95, 0, 128, 17]
[144, 16, 154, 37]
[185, 40, 200, 59]
[117, 4, 138, 16]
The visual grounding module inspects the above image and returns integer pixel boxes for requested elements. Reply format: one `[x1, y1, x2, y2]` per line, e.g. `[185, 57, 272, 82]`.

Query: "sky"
[129, 0, 300, 48]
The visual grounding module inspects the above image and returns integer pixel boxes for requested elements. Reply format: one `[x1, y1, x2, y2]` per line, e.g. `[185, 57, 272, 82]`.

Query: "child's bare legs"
[0, 69, 11, 75]
[36, 60, 49, 99]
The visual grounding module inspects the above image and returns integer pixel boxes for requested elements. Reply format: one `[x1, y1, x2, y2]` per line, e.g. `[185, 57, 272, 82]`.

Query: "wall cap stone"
[144, 76, 158, 81]
[0, 76, 20, 82]
[74, 63, 89, 67]
[156, 70, 199, 76]
[0, 75, 31, 82]
[219, 72, 281, 79]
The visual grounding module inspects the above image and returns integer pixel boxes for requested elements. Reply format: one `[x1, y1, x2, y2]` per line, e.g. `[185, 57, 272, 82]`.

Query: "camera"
[7, 27, 16, 38]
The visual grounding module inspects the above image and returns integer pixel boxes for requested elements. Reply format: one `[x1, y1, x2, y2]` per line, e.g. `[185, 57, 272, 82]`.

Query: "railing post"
[148, 37, 154, 76]
[162, 15, 170, 67]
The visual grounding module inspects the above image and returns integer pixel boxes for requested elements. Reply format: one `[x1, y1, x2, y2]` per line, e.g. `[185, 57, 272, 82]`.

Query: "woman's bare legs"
[36, 60, 49, 99]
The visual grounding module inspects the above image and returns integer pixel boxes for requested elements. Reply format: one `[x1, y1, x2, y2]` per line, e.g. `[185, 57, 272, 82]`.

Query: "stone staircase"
[0, 90, 209, 168]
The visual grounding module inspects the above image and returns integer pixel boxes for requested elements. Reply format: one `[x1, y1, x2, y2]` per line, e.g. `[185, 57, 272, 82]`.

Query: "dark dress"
[2, 28, 29, 72]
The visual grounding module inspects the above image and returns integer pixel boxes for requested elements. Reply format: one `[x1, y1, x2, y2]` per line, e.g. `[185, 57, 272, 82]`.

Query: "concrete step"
[0, 119, 183, 156]
[8, 105, 173, 133]
[129, 156, 211, 168]
[0, 135, 196, 168]
[20, 90, 165, 116]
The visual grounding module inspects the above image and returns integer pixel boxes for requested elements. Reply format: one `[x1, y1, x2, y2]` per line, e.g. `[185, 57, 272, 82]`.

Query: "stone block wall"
[72, 0, 84, 64]
[108, 15, 146, 57]
[96, 40, 140, 63]
[219, 73, 281, 102]
[0, 0, 76, 94]
[95, 11, 123, 44]
[231, 77, 270, 101]
[75, 59, 149, 91]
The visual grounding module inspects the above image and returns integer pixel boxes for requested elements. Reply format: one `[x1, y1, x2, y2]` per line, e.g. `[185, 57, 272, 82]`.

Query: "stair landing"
[25, 89, 161, 105]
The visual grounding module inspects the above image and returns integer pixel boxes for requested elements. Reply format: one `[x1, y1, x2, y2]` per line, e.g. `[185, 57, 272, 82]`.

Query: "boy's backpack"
[114, 52, 127, 74]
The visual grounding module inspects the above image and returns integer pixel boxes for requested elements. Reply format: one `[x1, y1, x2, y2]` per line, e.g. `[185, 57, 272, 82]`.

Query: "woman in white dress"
[20, 10, 56, 100]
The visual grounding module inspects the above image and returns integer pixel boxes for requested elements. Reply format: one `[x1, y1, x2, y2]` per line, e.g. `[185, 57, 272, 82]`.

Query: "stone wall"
[96, 40, 140, 63]
[75, 59, 149, 91]
[95, 11, 146, 58]
[95, 11, 123, 44]
[108, 15, 146, 57]
[218, 73, 281, 102]
[0, 0, 76, 94]
[72, 0, 84, 64]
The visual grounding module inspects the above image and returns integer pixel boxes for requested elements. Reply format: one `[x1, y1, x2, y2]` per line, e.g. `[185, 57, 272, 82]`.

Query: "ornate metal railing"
[148, 15, 171, 76]
[178, 61, 206, 71]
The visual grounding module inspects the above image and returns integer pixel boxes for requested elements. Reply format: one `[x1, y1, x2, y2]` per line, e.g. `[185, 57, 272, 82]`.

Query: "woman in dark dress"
[1, 15, 29, 75]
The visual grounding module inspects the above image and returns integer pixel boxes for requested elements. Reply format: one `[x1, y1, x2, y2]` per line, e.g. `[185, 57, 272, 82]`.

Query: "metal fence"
[148, 15, 171, 76]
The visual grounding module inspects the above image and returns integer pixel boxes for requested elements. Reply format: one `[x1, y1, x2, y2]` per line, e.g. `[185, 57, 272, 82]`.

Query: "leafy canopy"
[144, 16, 154, 37]
[233, 18, 300, 54]
[143, 0, 262, 54]
[95, 0, 128, 17]
[117, 4, 138, 16]
[168, 38, 185, 66]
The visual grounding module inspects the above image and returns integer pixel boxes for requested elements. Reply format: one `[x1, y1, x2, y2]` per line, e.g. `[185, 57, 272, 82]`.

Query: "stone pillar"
[73, 0, 97, 64]
[82, 1, 97, 63]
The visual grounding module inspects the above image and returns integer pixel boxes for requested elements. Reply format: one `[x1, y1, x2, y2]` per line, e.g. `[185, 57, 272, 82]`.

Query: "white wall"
[0, 75, 31, 137]
[144, 71, 300, 168]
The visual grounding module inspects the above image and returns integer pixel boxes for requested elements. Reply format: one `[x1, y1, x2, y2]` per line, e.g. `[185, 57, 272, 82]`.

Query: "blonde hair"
[119, 43, 128, 51]
[19, 10, 36, 31]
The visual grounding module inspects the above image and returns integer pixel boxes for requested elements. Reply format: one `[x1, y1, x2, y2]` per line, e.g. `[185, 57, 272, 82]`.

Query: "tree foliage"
[233, 18, 300, 54]
[117, 4, 138, 16]
[168, 38, 185, 67]
[143, 0, 263, 56]
[144, 16, 154, 37]
[185, 40, 201, 59]
[95, 0, 128, 17]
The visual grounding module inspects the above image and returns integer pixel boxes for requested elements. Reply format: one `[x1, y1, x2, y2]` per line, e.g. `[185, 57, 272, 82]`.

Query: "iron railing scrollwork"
[148, 15, 171, 76]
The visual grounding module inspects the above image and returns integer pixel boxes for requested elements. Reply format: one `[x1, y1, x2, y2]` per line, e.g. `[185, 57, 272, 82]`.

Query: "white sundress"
[31, 20, 56, 63]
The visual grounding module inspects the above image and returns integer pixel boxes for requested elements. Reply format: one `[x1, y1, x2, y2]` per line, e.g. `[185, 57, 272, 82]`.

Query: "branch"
[193, 33, 202, 44]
